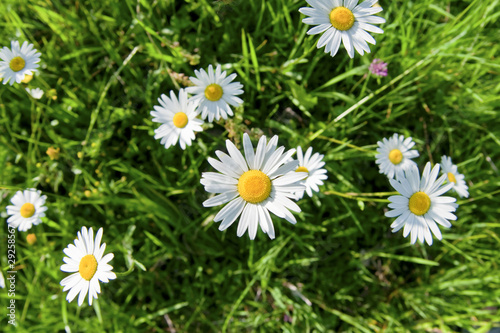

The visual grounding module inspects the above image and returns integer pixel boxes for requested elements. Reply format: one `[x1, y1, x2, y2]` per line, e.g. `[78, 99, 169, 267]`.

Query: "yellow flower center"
[172, 112, 189, 128]
[20, 203, 36, 218]
[388, 149, 403, 165]
[408, 192, 431, 216]
[447, 172, 456, 184]
[79, 254, 98, 281]
[329, 6, 355, 31]
[204, 83, 223, 101]
[237, 170, 272, 204]
[9, 56, 26, 72]
[295, 166, 309, 174]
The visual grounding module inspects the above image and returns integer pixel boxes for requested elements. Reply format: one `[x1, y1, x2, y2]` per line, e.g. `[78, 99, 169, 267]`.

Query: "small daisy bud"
[26, 233, 37, 245]
[46, 147, 60, 160]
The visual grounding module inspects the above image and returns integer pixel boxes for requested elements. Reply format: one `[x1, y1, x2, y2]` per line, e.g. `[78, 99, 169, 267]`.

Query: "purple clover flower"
[369, 58, 388, 77]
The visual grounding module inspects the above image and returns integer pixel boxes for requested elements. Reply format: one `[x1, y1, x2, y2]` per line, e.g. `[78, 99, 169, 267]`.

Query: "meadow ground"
[1, 0, 499, 332]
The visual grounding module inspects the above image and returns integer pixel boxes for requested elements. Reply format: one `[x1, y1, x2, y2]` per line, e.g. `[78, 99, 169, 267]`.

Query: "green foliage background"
[1, 0, 499, 331]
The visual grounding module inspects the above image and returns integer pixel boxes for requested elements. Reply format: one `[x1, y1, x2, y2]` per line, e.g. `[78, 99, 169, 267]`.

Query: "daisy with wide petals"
[375, 133, 419, 179]
[60, 227, 116, 306]
[386, 162, 458, 246]
[440, 155, 469, 198]
[185, 64, 243, 122]
[6, 189, 47, 231]
[201, 133, 307, 240]
[294, 146, 328, 199]
[0, 41, 41, 85]
[150, 89, 204, 150]
[299, 0, 386, 58]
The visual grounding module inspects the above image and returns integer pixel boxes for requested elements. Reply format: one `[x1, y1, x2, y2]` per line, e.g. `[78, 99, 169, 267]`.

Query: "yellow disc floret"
[79, 254, 98, 281]
[409, 191, 431, 216]
[296, 166, 309, 174]
[388, 149, 403, 165]
[447, 172, 456, 184]
[329, 7, 355, 31]
[172, 112, 189, 128]
[238, 170, 272, 204]
[204, 84, 223, 101]
[9, 56, 26, 72]
[20, 203, 35, 218]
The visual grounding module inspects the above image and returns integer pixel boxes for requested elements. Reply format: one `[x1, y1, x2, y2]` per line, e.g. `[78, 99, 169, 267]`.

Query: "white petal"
[254, 135, 267, 170]
[243, 133, 256, 170]
[203, 191, 239, 207]
[247, 204, 259, 240]
[77, 280, 90, 306]
[226, 140, 249, 172]
[236, 204, 252, 237]
[218, 198, 246, 231]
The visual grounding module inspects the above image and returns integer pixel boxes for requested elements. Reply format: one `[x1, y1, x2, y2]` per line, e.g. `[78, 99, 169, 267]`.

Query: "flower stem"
[324, 190, 392, 203]
[115, 262, 135, 277]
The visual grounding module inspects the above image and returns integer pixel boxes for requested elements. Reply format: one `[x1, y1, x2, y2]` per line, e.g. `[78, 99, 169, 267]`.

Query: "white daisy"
[375, 133, 419, 179]
[26, 87, 44, 99]
[150, 88, 204, 150]
[0, 41, 41, 86]
[201, 133, 307, 240]
[5, 188, 47, 232]
[294, 146, 328, 199]
[185, 64, 243, 123]
[386, 162, 458, 246]
[299, 0, 386, 58]
[60, 227, 116, 306]
[440, 155, 469, 198]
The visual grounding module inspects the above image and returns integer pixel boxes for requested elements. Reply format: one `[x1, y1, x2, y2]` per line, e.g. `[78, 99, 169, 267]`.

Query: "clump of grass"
[0, 0, 499, 331]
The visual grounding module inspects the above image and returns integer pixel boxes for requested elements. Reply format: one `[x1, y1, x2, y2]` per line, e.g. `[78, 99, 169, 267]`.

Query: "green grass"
[1, 0, 499, 331]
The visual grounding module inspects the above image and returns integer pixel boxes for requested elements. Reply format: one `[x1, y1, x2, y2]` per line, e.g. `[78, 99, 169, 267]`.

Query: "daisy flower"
[185, 64, 243, 123]
[440, 155, 469, 198]
[375, 133, 419, 179]
[201, 133, 307, 239]
[0, 41, 41, 86]
[150, 89, 204, 150]
[294, 146, 328, 199]
[60, 227, 116, 306]
[6, 189, 47, 231]
[386, 162, 458, 246]
[26, 87, 44, 99]
[299, 0, 386, 58]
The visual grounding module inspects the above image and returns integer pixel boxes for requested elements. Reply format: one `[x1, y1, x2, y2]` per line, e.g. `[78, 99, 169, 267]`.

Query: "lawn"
[1, 0, 499, 332]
